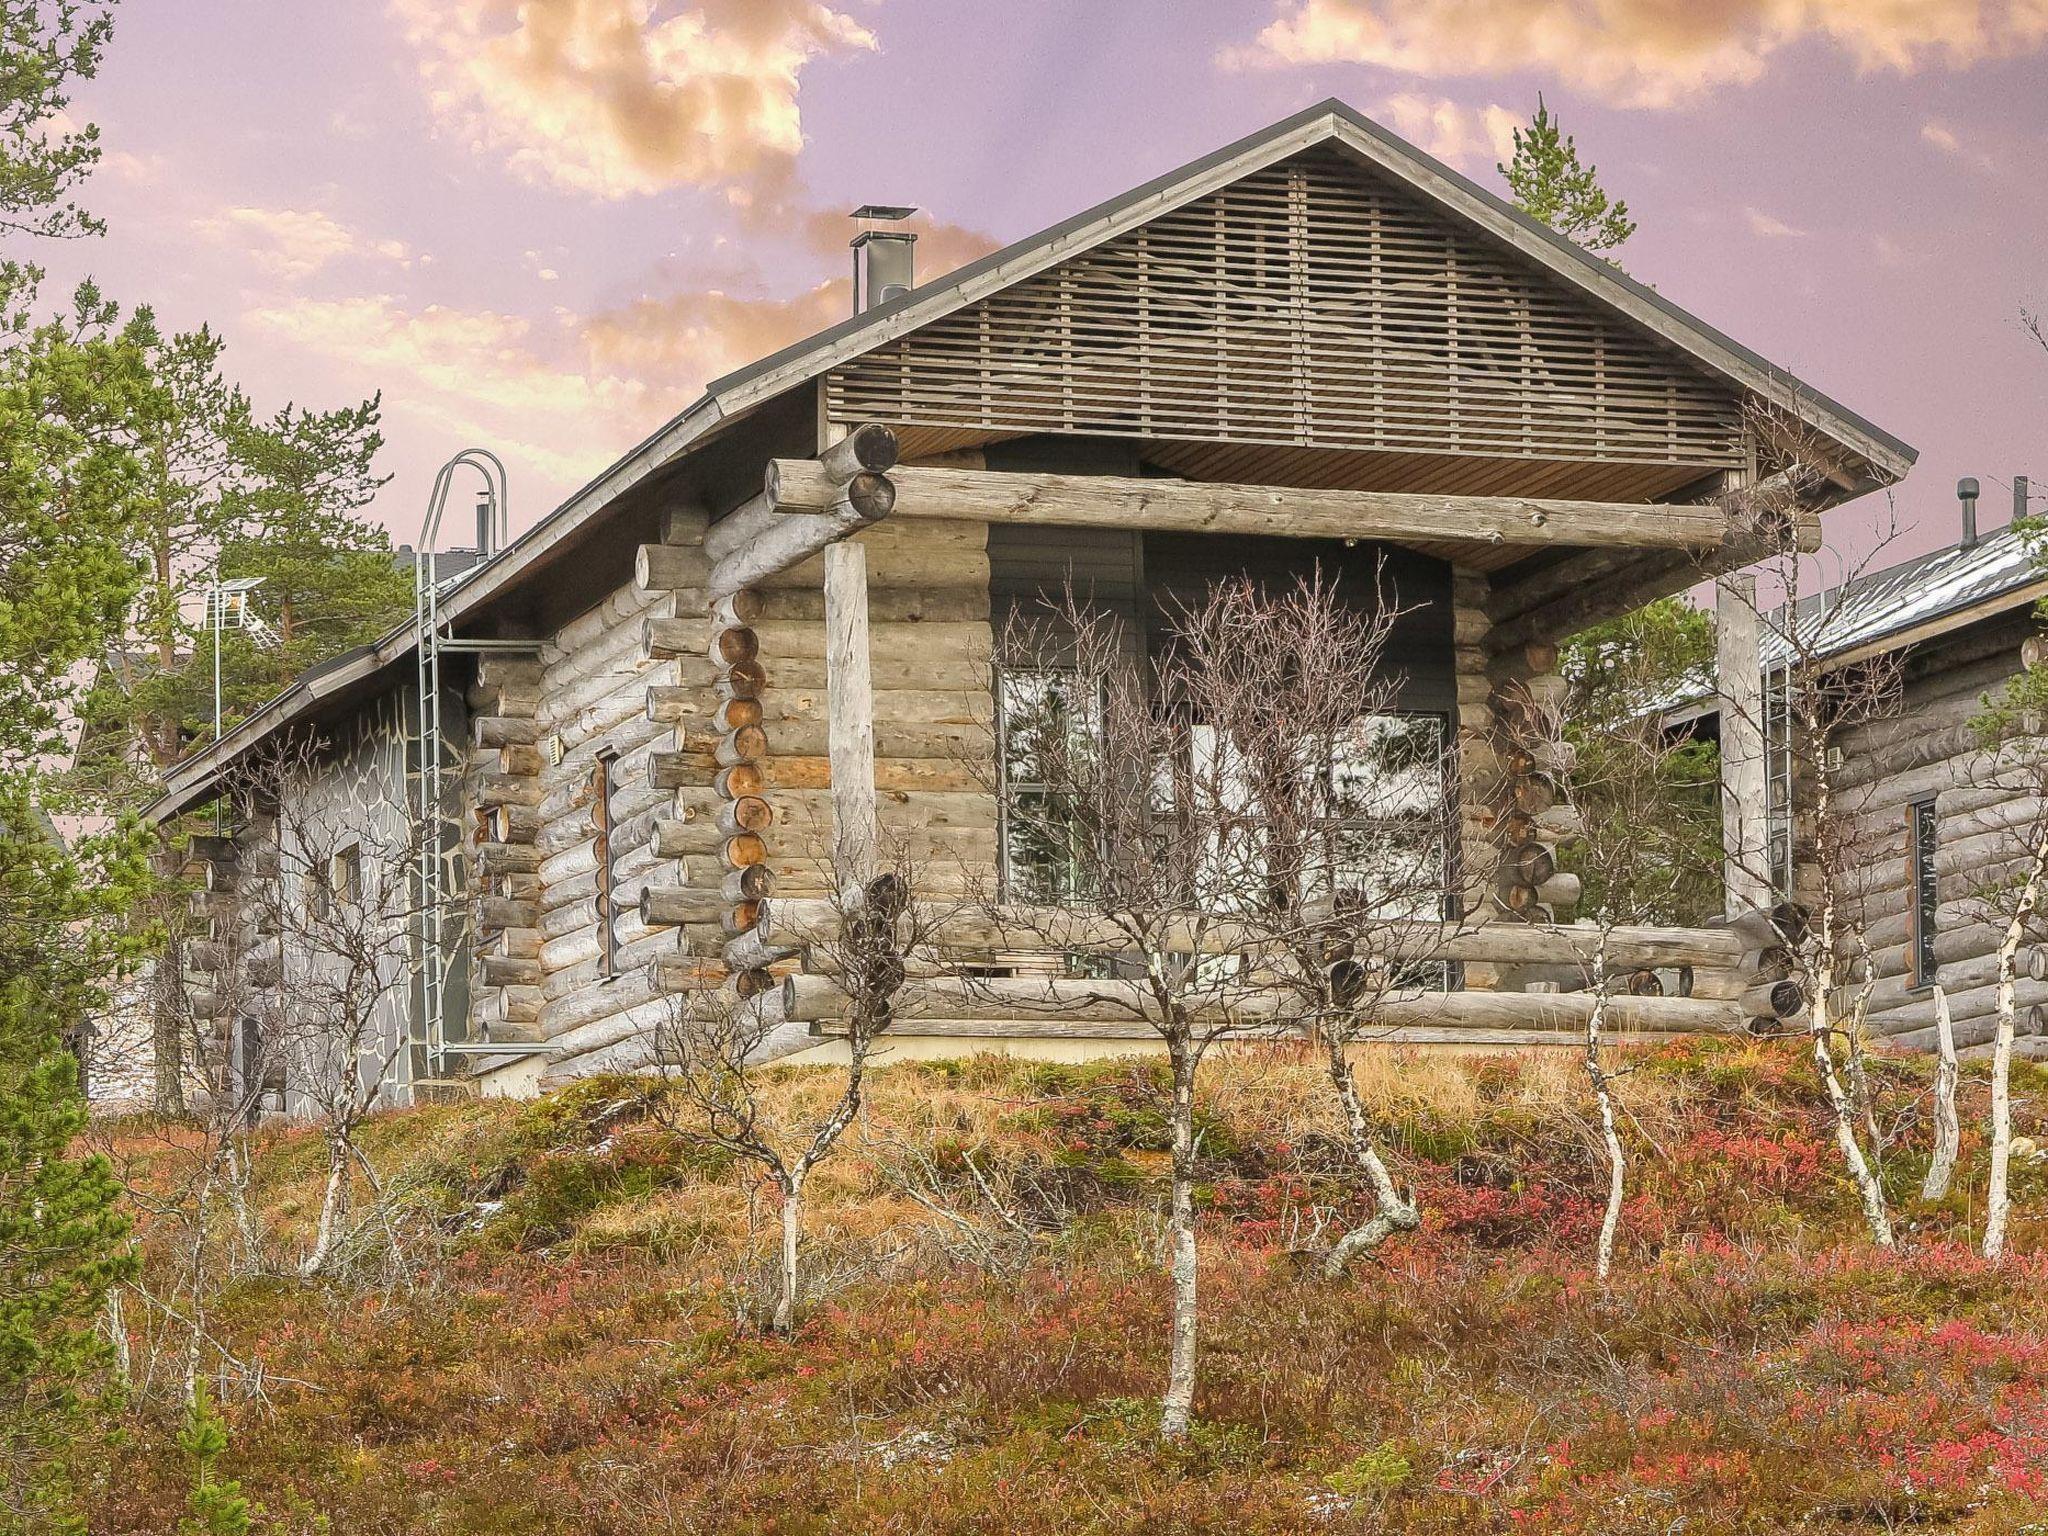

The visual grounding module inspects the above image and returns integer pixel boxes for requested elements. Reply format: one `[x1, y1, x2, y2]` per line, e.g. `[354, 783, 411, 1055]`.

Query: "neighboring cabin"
[110, 100, 1913, 1109]
[1728, 475, 2047, 1056]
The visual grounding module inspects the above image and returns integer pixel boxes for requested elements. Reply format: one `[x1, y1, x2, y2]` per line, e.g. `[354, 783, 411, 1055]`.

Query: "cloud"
[1921, 117, 1996, 168]
[236, 208, 1002, 509]
[389, 0, 876, 198]
[1372, 93, 1520, 170]
[195, 205, 412, 279]
[1743, 206, 1806, 238]
[1228, 0, 2048, 108]
[244, 294, 647, 485]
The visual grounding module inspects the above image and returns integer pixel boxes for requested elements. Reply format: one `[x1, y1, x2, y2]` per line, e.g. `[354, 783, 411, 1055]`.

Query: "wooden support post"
[824, 538, 879, 886]
[1718, 572, 1771, 915]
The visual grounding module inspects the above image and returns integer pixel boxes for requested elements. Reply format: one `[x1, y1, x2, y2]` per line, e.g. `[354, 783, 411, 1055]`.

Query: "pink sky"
[41, 1, 2048, 571]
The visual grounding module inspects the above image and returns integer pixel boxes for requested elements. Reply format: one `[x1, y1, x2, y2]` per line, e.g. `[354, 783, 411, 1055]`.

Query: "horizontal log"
[476, 842, 543, 877]
[481, 953, 544, 988]
[708, 475, 896, 600]
[754, 585, 991, 625]
[651, 817, 766, 865]
[478, 896, 536, 930]
[640, 885, 727, 928]
[758, 899, 1748, 969]
[745, 620, 989, 665]
[857, 464, 1755, 552]
[772, 425, 899, 502]
[784, 973, 1744, 1035]
[726, 928, 802, 973]
[474, 715, 540, 749]
[475, 774, 544, 810]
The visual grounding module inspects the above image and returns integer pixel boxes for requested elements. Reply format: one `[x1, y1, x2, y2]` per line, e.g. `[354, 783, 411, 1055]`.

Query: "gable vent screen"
[826, 150, 1746, 469]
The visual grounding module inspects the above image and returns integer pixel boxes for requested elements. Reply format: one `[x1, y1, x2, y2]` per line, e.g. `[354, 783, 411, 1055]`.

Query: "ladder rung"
[431, 637, 542, 653]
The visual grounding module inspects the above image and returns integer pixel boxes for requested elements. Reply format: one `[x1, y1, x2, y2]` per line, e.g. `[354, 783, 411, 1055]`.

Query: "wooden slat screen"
[827, 149, 1747, 470]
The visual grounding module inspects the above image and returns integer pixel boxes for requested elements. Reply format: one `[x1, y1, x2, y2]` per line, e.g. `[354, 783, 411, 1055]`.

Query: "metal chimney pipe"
[1958, 477, 1980, 548]
[476, 491, 494, 556]
[2017, 475, 2032, 529]
[850, 204, 918, 314]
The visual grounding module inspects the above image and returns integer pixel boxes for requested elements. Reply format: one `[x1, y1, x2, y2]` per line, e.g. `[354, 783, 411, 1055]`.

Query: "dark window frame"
[594, 748, 620, 980]
[1909, 796, 1938, 989]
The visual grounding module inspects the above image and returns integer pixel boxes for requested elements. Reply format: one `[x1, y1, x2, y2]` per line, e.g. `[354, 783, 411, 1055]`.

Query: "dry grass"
[79, 1039, 2048, 1535]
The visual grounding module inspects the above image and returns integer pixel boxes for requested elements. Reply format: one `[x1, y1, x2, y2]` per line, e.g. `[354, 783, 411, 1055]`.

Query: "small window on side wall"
[332, 844, 362, 906]
[1909, 798, 1938, 987]
[594, 749, 619, 979]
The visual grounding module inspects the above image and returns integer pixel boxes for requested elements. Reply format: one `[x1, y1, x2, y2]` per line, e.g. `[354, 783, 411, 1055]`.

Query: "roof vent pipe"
[851, 204, 918, 314]
[2017, 475, 2032, 529]
[1958, 477, 1980, 548]
[475, 490, 495, 556]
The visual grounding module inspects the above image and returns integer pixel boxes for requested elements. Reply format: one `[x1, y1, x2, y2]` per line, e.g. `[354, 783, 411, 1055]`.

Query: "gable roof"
[147, 97, 1915, 823]
[710, 98, 1915, 479]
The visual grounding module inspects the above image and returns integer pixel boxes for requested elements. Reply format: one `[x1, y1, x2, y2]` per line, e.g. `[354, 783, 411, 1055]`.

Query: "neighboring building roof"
[1662, 519, 2043, 730]
[146, 97, 1917, 823]
[1762, 523, 2043, 672]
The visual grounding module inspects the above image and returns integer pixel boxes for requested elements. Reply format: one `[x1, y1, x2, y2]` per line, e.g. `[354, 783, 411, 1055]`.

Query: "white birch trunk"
[302, 1136, 349, 1277]
[1806, 768, 1895, 1249]
[1811, 976, 1895, 1248]
[1158, 1038, 1200, 1440]
[1585, 982, 1625, 1281]
[1319, 1041, 1419, 1278]
[774, 1173, 803, 1334]
[1984, 835, 2047, 1260]
[1921, 985, 1960, 1202]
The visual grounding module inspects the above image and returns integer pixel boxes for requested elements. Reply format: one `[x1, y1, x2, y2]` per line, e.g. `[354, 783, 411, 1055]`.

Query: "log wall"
[524, 508, 716, 1081]
[1832, 612, 2048, 1051]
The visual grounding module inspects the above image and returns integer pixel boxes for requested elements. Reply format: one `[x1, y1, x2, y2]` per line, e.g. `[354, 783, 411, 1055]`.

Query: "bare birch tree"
[1553, 626, 1718, 1278]
[1921, 985, 1960, 1201]
[649, 847, 929, 1333]
[1949, 652, 2048, 1258]
[231, 744, 439, 1279]
[965, 573, 1445, 1433]
[1716, 433, 1910, 1249]
[1161, 572, 1447, 1278]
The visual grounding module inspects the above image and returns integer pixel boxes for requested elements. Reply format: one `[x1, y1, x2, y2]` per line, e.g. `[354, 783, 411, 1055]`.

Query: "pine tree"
[1499, 96, 1637, 257]
[0, 784, 147, 1532]
[175, 1383, 252, 1536]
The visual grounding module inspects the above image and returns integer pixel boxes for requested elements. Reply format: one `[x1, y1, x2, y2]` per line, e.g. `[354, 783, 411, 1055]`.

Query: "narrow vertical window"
[332, 844, 362, 906]
[1910, 798, 1938, 987]
[594, 749, 618, 979]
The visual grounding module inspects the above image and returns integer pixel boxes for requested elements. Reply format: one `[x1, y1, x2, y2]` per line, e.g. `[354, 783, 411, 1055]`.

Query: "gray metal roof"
[1763, 523, 2042, 670]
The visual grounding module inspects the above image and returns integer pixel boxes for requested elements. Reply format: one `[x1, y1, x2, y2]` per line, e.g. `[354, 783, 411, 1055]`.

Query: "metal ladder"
[412, 450, 547, 1083]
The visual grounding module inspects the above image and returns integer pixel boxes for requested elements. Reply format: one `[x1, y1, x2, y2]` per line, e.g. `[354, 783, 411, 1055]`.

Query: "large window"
[996, 668, 1101, 904]
[1910, 797, 1938, 988]
[995, 665, 1449, 917]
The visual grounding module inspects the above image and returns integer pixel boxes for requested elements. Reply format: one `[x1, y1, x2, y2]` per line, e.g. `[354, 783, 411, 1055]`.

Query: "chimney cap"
[1958, 476, 1981, 500]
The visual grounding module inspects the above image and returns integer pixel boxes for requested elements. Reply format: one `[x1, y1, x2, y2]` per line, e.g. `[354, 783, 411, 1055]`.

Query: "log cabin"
[1689, 474, 2046, 1058]
[132, 100, 1914, 1104]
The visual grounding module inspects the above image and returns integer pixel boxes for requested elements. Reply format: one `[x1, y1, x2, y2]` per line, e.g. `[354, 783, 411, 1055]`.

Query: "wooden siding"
[828, 149, 1746, 474]
[1833, 614, 2048, 1052]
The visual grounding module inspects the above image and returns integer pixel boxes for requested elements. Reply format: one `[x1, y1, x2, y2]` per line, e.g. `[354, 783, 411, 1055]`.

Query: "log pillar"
[1717, 572, 1771, 915]
[824, 538, 879, 886]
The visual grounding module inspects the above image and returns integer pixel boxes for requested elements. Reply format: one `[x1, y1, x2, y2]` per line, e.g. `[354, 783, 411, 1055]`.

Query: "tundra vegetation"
[78, 1043, 2048, 1533]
